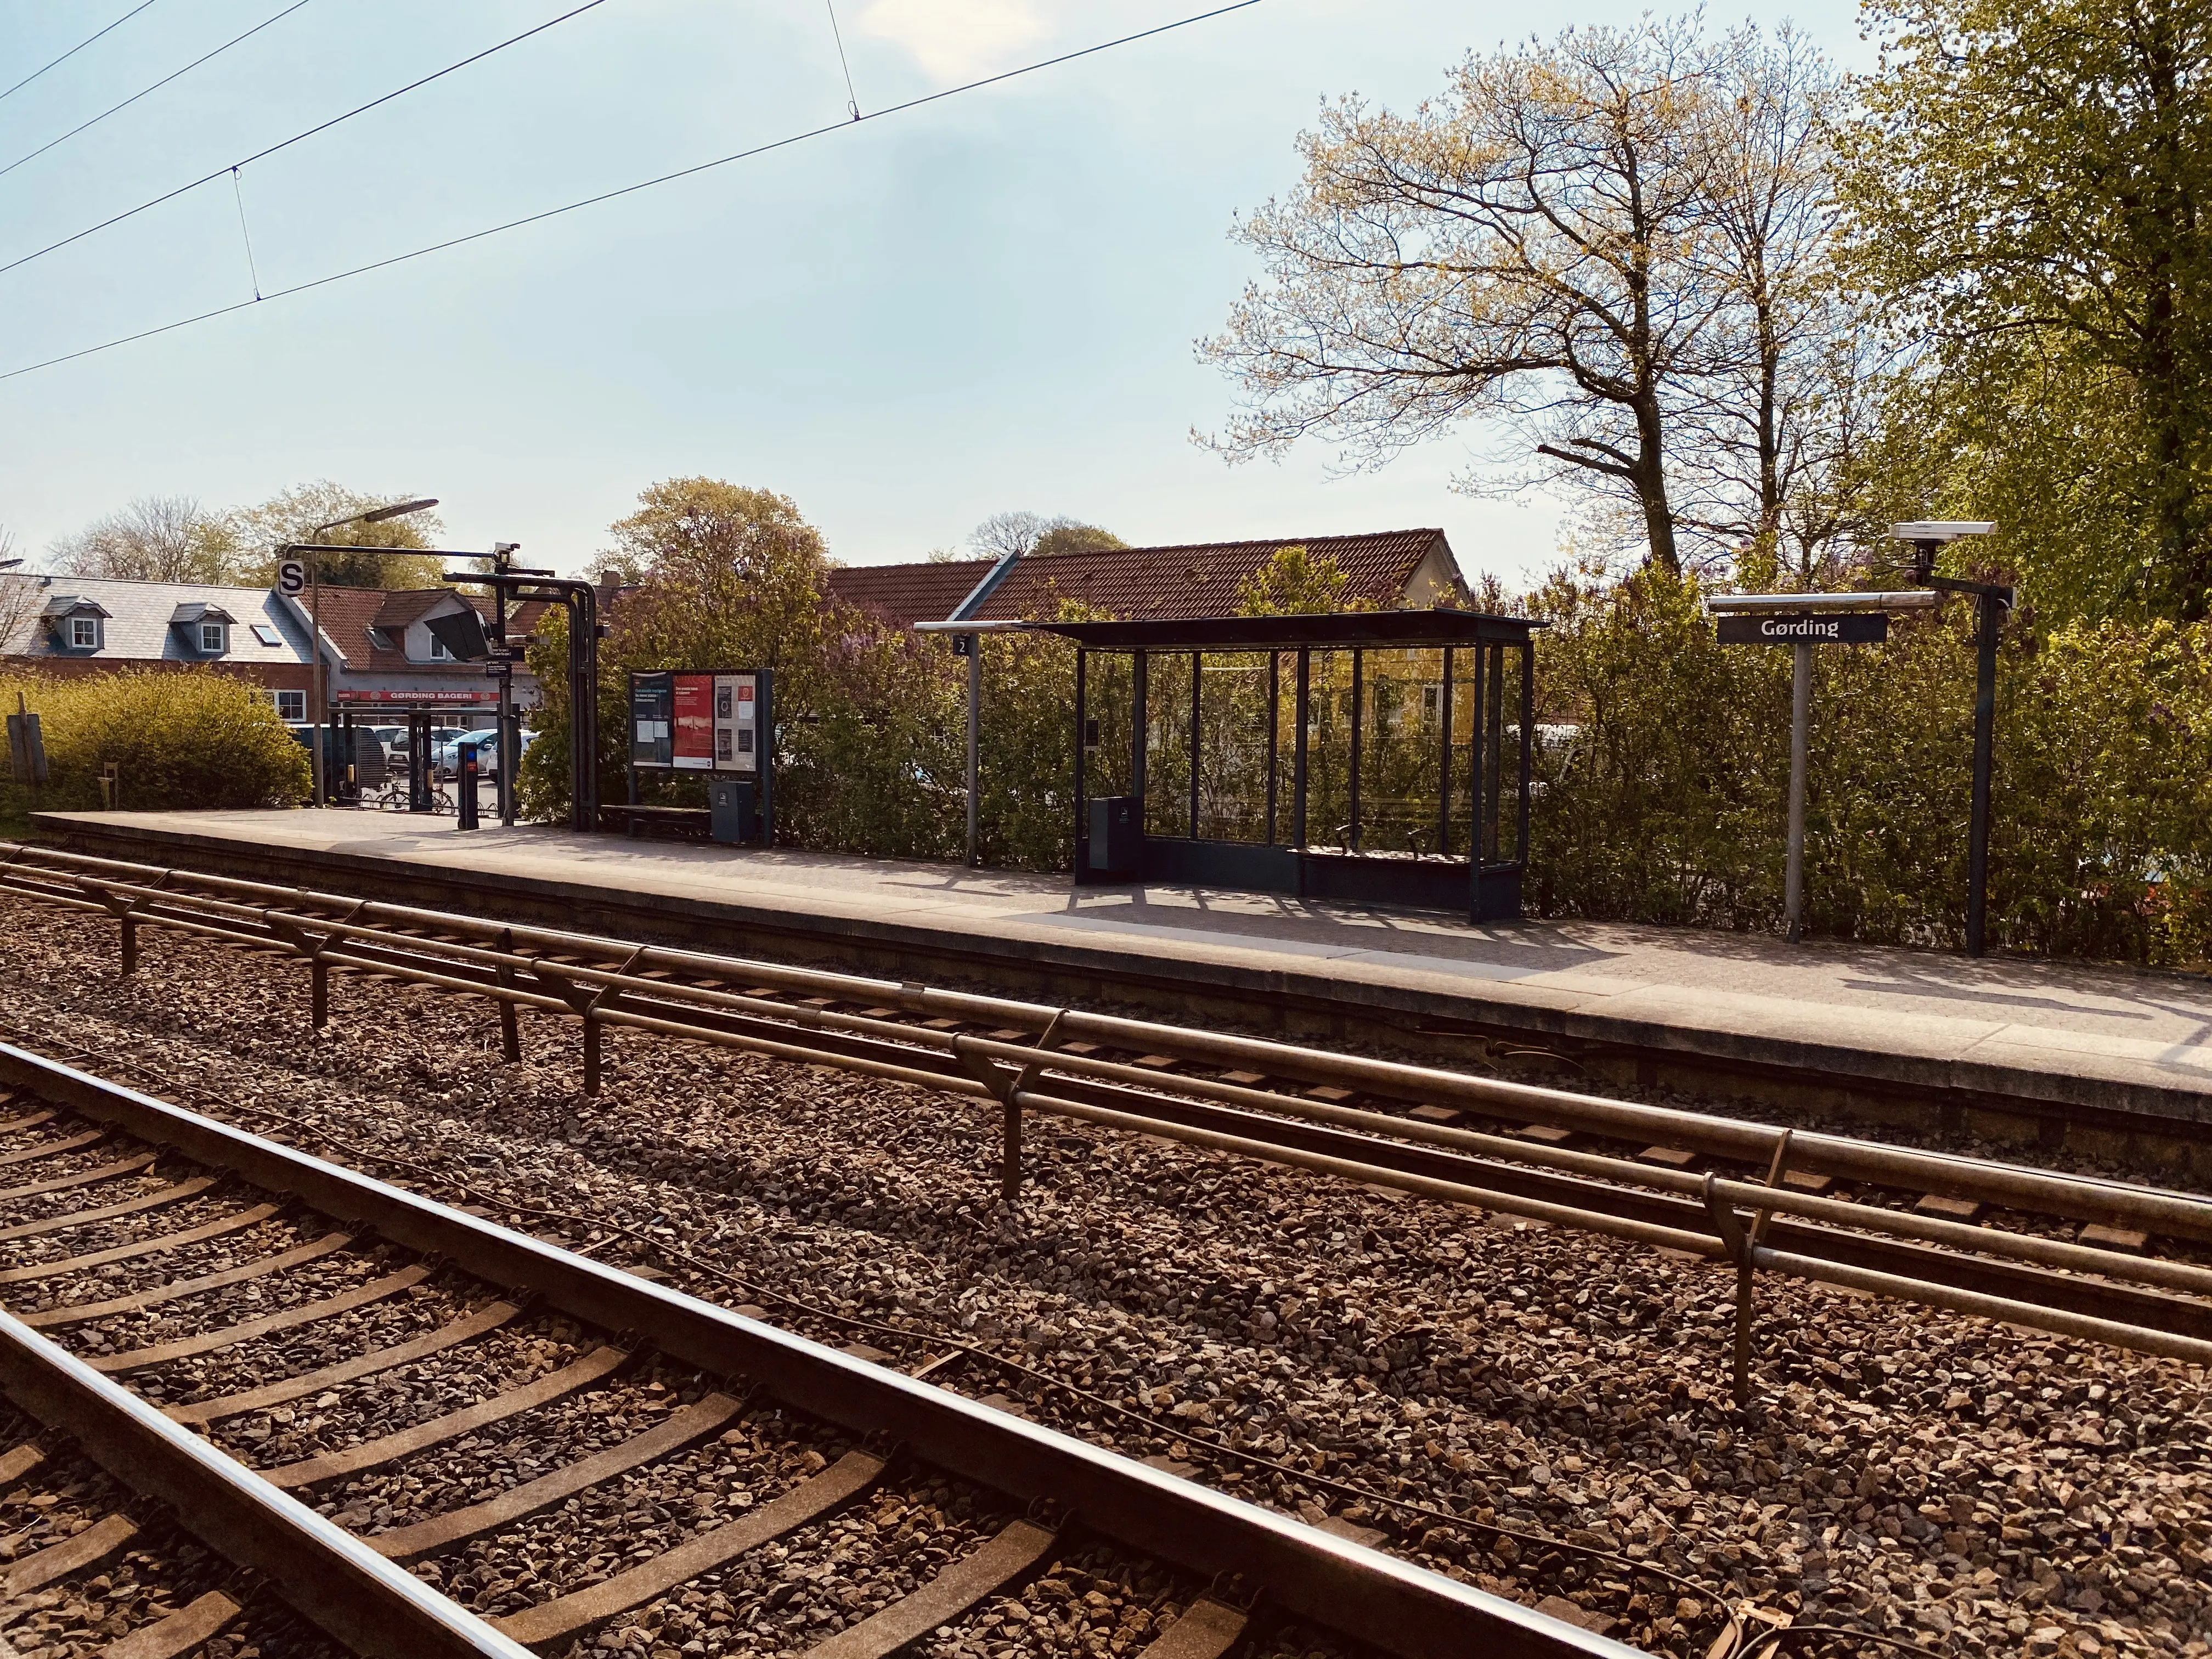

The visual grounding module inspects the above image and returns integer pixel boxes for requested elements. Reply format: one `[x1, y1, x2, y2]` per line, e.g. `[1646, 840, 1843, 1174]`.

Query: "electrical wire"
[0, 0, 165, 105]
[0, 0, 319, 183]
[822, 0, 861, 120]
[0, 0, 615, 281]
[0, 0, 1267, 387]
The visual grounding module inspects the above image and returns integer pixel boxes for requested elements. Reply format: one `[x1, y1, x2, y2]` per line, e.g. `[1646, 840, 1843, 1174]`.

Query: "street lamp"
[292, 498, 438, 808]
[1888, 521, 2008, 958]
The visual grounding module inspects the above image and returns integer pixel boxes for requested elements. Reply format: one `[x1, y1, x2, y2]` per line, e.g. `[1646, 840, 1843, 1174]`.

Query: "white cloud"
[854, 0, 1053, 81]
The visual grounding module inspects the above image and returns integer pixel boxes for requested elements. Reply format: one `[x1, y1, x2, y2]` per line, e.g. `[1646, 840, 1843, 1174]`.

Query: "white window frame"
[427, 632, 454, 662]
[250, 623, 280, 647]
[69, 616, 99, 649]
[274, 689, 306, 721]
[200, 621, 224, 653]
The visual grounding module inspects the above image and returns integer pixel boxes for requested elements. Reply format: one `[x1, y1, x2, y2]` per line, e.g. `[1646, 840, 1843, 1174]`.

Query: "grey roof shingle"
[2, 575, 312, 664]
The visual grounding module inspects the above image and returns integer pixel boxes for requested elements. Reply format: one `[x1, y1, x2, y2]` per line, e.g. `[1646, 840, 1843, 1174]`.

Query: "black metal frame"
[450, 569, 599, 834]
[1041, 611, 1544, 922]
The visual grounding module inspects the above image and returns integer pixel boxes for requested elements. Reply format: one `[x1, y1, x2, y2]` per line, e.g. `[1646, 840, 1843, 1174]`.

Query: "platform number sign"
[276, 558, 309, 599]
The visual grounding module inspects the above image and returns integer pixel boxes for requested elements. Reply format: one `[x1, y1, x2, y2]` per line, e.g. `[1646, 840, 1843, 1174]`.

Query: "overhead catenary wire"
[0, 0, 617, 283]
[0, 0, 165, 105]
[0, 0, 320, 183]
[822, 0, 861, 120]
[0, 0, 1268, 386]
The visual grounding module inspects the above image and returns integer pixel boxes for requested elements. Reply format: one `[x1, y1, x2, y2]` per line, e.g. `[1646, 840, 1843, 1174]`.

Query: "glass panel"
[1359, 647, 1444, 856]
[1302, 650, 1354, 850]
[1144, 651, 1194, 838]
[1446, 653, 1478, 860]
[1081, 654, 1135, 802]
[1195, 651, 1273, 842]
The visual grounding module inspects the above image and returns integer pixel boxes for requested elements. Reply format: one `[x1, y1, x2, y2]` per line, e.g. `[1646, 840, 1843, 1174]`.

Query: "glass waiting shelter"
[1032, 608, 1545, 922]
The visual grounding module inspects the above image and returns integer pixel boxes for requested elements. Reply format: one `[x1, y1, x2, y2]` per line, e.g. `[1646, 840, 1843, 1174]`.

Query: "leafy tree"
[1235, 544, 1372, 614]
[225, 482, 445, 589]
[1842, 0, 2212, 617]
[49, 496, 240, 583]
[1203, 19, 1850, 576]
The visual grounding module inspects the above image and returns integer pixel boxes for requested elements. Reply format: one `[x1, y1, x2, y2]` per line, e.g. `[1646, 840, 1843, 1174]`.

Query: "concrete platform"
[25, 809, 2212, 1136]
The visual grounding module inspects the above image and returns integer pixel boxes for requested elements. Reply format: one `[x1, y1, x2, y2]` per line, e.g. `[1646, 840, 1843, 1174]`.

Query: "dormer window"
[200, 622, 225, 653]
[428, 634, 454, 661]
[71, 617, 100, 649]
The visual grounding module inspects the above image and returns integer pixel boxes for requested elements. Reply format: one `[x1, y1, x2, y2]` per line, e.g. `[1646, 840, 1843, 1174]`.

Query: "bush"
[1528, 568, 2212, 966]
[0, 669, 312, 820]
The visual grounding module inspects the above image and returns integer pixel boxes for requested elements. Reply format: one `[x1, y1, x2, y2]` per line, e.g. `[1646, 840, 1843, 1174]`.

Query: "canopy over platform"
[1036, 608, 1545, 922]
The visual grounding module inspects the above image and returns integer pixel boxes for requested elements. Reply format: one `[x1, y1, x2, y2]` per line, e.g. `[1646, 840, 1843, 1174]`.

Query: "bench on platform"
[600, 804, 711, 841]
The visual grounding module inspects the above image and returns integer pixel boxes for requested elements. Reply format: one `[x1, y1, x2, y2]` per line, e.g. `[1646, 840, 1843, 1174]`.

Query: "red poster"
[672, 673, 714, 769]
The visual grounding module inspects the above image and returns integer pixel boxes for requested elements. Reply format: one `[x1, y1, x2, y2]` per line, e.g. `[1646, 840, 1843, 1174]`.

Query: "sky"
[0, 0, 1871, 588]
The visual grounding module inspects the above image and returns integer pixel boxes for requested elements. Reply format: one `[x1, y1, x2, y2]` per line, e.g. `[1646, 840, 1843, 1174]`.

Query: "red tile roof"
[825, 558, 995, 626]
[308, 588, 551, 673]
[823, 532, 1458, 627]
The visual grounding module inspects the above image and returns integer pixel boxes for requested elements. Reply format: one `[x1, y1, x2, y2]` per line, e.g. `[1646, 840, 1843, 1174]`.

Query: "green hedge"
[1527, 570, 2212, 965]
[0, 669, 312, 821]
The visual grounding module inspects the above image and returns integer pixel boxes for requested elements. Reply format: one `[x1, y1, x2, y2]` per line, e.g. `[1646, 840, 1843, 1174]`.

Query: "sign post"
[1709, 596, 1932, 943]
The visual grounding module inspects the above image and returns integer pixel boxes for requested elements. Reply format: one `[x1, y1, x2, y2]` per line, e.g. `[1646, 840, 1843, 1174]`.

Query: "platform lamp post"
[1891, 522, 2004, 957]
[292, 498, 438, 808]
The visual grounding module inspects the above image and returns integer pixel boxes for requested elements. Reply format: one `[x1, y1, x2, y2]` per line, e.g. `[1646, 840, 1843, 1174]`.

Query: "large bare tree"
[48, 495, 238, 584]
[1203, 17, 1852, 578]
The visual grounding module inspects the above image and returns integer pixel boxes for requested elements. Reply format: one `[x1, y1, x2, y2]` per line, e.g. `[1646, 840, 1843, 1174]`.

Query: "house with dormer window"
[3, 577, 314, 712]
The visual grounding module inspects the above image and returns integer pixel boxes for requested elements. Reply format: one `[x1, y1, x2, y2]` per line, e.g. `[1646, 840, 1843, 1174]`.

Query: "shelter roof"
[1023, 608, 1542, 652]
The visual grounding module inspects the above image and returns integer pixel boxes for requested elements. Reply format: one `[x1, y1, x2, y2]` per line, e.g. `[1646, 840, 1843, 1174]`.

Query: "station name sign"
[1716, 613, 1888, 646]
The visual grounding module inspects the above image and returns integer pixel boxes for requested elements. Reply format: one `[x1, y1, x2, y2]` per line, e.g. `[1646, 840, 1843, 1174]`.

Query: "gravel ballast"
[0, 895, 2208, 1659]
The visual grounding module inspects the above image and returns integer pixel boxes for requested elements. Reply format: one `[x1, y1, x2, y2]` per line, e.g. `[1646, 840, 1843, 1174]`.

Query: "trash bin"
[709, 778, 757, 845]
[1088, 795, 1141, 878]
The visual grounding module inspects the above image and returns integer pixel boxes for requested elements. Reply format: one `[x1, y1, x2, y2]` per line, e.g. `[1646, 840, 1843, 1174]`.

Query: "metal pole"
[1187, 650, 1200, 840]
[1516, 640, 1534, 867]
[1292, 649, 1310, 849]
[1072, 649, 1088, 874]
[1348, 650, 1363, 850]
[1785, 640, 1811, 943]
[965, 639, 981, 867]
[1265, 652, 1279, 845]
[1966, 592, 1999, 957]
[494, 572, 516, 828]
[1436, 648, 1453, 858]
[309, 553, 324, 809]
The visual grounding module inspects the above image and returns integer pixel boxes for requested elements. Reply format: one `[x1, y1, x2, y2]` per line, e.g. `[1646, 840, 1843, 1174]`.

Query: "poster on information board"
[672, 673, 715, 769]
[714, 673, 757, 772]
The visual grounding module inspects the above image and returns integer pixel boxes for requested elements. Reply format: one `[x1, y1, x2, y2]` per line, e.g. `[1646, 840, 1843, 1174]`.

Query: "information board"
[629, 668, 766, 775]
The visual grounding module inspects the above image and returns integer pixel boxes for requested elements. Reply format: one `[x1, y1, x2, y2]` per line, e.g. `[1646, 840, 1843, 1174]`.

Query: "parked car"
[433, 729, 534, 780]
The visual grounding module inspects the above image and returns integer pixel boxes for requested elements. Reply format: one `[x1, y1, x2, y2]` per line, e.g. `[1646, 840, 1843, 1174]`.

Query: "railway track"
[0, 1040, 1629, 1659]
[3, 840, 2212, 1402]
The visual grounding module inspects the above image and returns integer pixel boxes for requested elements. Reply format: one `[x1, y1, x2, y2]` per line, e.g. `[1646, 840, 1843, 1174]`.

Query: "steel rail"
[5, 848, 2212, 1364]
[0, 1306, 533, 1659]
[8, 839, 2208, 1240]
[0, 1040, 1635, 1659]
